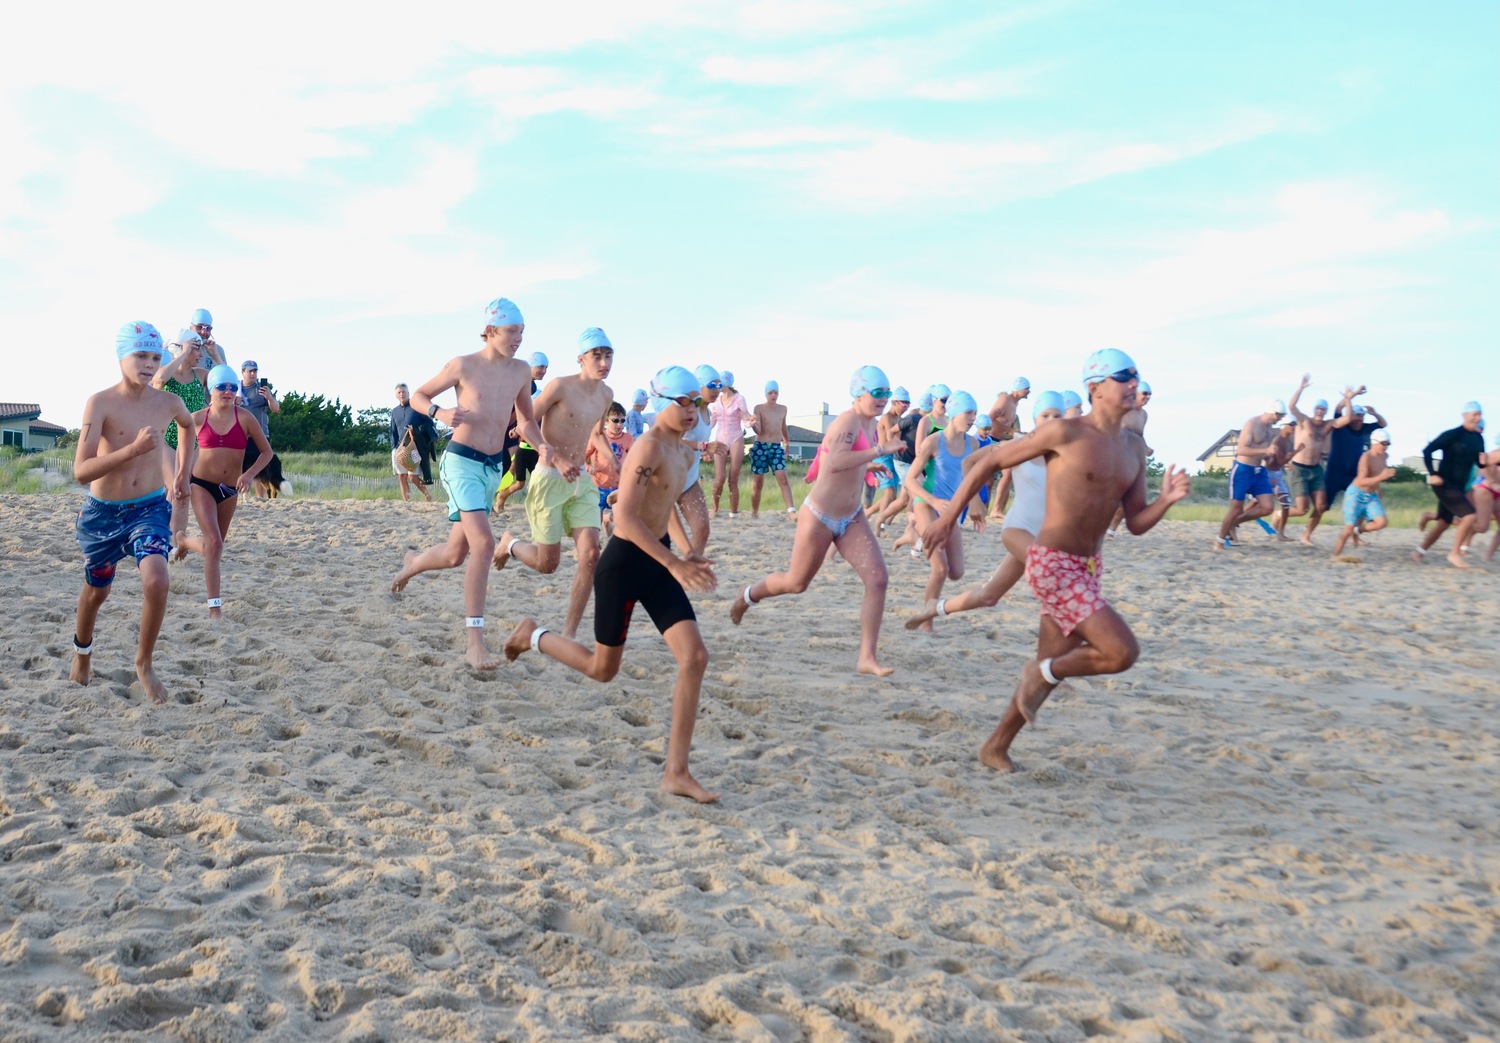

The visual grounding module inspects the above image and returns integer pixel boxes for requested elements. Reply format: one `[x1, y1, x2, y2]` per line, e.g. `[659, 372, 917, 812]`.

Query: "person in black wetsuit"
[1412, 401, 1487, 569]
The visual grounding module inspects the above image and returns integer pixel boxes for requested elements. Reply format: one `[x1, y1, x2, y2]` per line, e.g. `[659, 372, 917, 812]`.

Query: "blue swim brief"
[75, 490, 172, 588]
[598, 486, 617, 512]
[1229, 462, 1274, 501]
[1342, 488, 1386, 526]
[440, 442, 507, 521]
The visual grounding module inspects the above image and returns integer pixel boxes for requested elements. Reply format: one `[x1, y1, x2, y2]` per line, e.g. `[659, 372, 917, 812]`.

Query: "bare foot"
[390, 550, 418, 594]
[1013, 660, 1056, 725]
[856, 656, 895, 678]
[503, 618, 537, 662]
[1276, 533, 1292, 542]
[660, 769, 720, 804]
[171, 535, 189, 563]
[729, 591, 750, 626]
[1300, 534, 1315, 546]
[465, 632, 502, 670]
[1410, 549, 1426, 563]
[69, 649, 92, 686]
[978, 744, 1019, 773]
[136, 663, 169, 705]
[904, 600, 939, 630]
[1447, 551, 1471, 569]
[208, 605, 223, 622]
[492, 533, 514, 571]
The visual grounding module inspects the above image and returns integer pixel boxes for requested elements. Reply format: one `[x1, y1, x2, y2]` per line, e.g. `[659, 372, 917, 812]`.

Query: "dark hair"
[606, 401, 627, 418]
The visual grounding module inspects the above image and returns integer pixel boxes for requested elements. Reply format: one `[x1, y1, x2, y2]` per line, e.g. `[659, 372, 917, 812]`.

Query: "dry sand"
[0, 491, 1495, 1041]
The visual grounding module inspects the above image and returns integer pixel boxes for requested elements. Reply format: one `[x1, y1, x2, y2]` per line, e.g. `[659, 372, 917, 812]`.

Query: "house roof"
[0, 403, 42, 424]
[30, 419, 67, 435]
[788, 424, 824, 443]
[1196, 429, 1241, 462]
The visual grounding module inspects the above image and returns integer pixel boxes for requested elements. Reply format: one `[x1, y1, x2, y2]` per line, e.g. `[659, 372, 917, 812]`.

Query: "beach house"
[0, 404, 67, 451]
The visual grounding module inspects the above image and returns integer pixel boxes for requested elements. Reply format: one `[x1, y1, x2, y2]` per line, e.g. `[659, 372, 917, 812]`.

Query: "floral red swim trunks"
[1025, 544, 1108, 636]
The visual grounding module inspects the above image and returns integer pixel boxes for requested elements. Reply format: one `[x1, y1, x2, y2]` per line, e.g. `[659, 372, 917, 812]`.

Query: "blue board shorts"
[750, 442, 787, 475]
[874, 453, 899, 491]
[440, 442, 507, 521]
[1229, 462, 1273, 501]
[76, 490, 172, 587]
[1342, 488, 1386, 526]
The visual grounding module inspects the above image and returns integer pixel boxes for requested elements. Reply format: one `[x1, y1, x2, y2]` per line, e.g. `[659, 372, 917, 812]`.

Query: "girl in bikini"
[179, 365, 272, 619]
[903, 391, 987, 633]
[730, 366, 905, 677]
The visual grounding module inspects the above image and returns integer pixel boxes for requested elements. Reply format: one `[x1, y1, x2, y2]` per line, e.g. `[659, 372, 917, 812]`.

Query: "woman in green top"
[153, 331, 210, 544]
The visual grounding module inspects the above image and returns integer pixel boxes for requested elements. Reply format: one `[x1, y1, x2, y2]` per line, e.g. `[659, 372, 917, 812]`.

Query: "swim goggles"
[212, 381, 240, 392]
[705, 380, 724, 390]
[1104, 368, 1139, 383]
[865, 387, 893, 399]
[668, 395, 707, 408]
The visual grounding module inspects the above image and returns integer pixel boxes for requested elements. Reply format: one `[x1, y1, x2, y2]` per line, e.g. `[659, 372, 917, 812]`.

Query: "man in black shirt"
[390, 383, 439, 488]
[1413, 401, 1486, 568]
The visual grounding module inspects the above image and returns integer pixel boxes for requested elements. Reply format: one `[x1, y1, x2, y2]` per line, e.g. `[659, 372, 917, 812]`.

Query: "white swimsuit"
[1002, 457, 1046, 537]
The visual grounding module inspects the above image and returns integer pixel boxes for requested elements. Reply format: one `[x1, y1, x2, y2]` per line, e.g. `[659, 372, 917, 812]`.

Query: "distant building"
[1195, 429, 1240, 473]
[788, 403, 834, 436]
[0, 404, 66, 451]
[785, 425, 823, 462]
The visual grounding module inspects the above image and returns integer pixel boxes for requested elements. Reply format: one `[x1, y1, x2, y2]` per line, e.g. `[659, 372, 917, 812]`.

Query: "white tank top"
[1002, 457, 1047, 536]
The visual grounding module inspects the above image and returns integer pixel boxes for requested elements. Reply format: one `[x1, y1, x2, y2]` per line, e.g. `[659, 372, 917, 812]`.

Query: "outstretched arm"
[1123, 463, 1191, 535]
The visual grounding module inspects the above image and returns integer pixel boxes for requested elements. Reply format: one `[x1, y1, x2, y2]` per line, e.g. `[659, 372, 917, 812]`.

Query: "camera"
[259, 378, 270, 389]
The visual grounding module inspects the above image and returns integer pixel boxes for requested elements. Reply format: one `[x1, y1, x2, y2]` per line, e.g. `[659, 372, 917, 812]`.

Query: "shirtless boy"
[1215, 400, 1283, 550]
[1285, 375, 1355, 544]
[1265, 416, 1297, 539]
[673, 365, 722, 557]
[495, 327, 615, 639]
[391, 298, 547, 669]
[750, 380, 797, 517]
[505, 366, 720, 803]
[731, 366, 903, 677]
[1331, 429, 1395, 559]
[988, 377, 1031, 441]
[922, 349, 1191, 772]
[71, 322, 194, 705]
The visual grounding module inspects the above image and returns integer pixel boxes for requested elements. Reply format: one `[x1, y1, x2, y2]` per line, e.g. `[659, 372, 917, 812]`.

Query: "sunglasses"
[670, 395, 707, 408]
[212, 382, 240, 393]
[605, 417, 625, 424]
[705, 380, 724, 390]
[865, 387, 893, 399]
[194, 324, 213, 332]
[937, 396, 949, 403]
[1105, 368, 1139, 383]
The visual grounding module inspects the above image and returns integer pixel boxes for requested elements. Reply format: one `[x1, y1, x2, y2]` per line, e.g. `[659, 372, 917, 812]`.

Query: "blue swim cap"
[207, 364, 239, 390]
[1012, 377, 1031, 392]
[721, 370, 735, 387]
[116, 321, 163, 360]
[528, 352, 549, 368]
[929, 383, 952, 401]
[648, 365, 700, 413]
[947, 390, 978, 416]
[1463, 400, 1483, 415]
[1082, 348, 1138, 387]
[1314, 398, 1328, 411]
[918, 391, 934, 410]
[1033, 390, 1065, 418]
[1061, 390, 1083, 411]
[891, 385, 909, 402]
[1139, 380, 1152, 395]
[483, 297, 523, 328]
[765, 380, 779, 393]
[975, 414, 992, 429]
[632, 388, 648, 405]
[578, 328, 612, 352]
[850, 365, 891, 399]
[694, 364, 721, 387]
[191, 308, 212, 326]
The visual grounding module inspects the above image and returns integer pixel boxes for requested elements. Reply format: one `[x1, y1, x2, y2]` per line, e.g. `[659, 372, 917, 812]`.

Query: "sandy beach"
[0, 491, 1495, 1041]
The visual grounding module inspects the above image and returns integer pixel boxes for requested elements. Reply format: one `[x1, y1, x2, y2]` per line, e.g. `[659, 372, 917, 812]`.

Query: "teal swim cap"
[850, 365, 891, 399]
[116, 321, 163, 360]
[207, 364, 240, 390]
[947, 390, 978, 416]
[1033, 390, 1065, 418]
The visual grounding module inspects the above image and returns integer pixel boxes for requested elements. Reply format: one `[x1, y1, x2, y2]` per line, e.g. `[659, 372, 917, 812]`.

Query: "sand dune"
[0, 492, 1495, 1041]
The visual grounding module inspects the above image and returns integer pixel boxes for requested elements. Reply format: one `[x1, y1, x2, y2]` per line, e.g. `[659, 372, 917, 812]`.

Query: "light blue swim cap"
[1012, 377, 1031, 392]
[891, 386, 909, 402]
[694, 364, 721, 387]
[1314, 398, 1329, 411]
[1033, 390, 1065, 418]
[1082, 348, 1138, 387]
[648, 365, 700, 413]
[929, 383, 952, 401]
[721, 370, 735, 387]
[528, 352, 549, 368]
[1139, 380, 1151, 395]
[918, 391, 934, 410]
[1463, 400, 1483, 415]
[191, 308, 212, 326]
[116, 321, 163, 360]
[483, 297, 523, 328]
[975, 414, 992, 429]
[1061, 390, 1083, 410]
[850, 365, 891, 399]
[765, 380, 779, 393]
[947, 390, 978, 416]
[578, 328, 612, 352]
[207, 364, 239, 389]
[632, 388, 648, 405]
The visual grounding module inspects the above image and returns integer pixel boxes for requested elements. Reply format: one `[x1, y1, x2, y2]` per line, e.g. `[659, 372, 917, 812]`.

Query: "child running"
[585, 401, 634, 539]
[731, 366, 905, 677]
[906, 391, 1064, 630]
[177, 365, 273, 620]
[505, 366, 720, 803]
[1330, 429, 1395, 559]
[71, 322, 194, 704]
[391, 297, 546, 670]
[922, 350, 1191, 772]
[903, 390, 985, 633]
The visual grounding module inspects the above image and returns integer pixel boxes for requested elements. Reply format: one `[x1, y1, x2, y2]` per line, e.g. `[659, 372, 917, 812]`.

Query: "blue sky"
[3, 1, 1496, 468]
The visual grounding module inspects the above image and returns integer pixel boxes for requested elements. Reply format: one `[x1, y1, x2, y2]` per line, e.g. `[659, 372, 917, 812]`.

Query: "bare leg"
[1447, 515, 1476, 568]
[907, 533, 1027, 629]
[1302, 493, 1328, 544]
[711, 447, 727, 516]
[563, 527, 601, 639]
[391, 524, 467, 592]
[751, 473, 764, 517]
[499, 533, 562, 576]
[727, 450, 742, 514]
[397, 474, 411, 502]
[1331, 524, 1355, 558]
[731, 505, 834, 625]
[70, 583, 110, 686]
[832, 515, 894, 677]
[190, 485, 237, 620]
[658, 620, 719, 802]
[774, 469, 796, 511]
[457, 511, 501, 669]
[1413, 518, 1449, 562]
[135, 555, 171, 704]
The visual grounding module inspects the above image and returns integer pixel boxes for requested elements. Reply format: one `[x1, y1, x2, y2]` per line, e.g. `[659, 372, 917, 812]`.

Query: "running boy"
[505, 366, 720, 803]
[1331, 429, 1395, 559]
[391, 297, 546, 670]
[922, 349, 1191, 772]
[71, 322, 194, 704]
[494, 327, 615, 639]
[585, 401, 633, 539]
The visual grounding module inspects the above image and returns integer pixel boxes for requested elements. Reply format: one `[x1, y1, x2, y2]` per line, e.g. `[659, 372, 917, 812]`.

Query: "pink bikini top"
[197, 407, 249, 451]
[806, 427, 876, 486]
